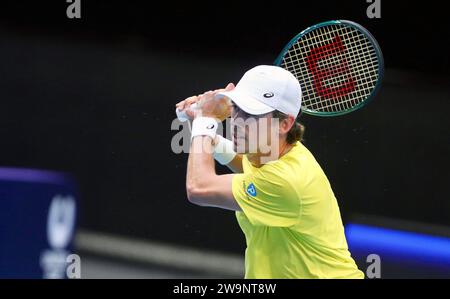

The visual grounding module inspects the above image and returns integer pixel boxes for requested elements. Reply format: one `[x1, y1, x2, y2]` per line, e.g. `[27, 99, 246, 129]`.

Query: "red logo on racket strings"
[306, 35, 356, 99]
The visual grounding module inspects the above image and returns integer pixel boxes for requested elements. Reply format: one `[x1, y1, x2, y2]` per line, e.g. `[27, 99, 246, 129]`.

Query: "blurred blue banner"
[0, 167, 78, 278]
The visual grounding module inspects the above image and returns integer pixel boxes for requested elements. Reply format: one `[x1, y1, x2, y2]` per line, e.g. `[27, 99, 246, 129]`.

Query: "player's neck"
[247, 139, 292, 168]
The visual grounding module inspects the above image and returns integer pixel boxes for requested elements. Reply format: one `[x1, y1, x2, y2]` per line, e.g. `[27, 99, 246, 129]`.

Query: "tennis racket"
[176, 20, 383, 120]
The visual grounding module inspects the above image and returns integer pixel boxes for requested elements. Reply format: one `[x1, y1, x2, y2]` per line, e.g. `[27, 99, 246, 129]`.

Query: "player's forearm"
[186, 137, 238, 210]
[186, 136, 217, 200]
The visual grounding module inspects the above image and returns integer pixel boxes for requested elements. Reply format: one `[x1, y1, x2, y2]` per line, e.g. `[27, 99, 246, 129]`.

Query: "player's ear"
[280, 115, 295, 134]
[287, 115, 296, 131]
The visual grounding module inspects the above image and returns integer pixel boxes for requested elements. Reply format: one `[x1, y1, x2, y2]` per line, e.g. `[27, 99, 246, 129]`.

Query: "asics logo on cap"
[263, 92, 274, 98]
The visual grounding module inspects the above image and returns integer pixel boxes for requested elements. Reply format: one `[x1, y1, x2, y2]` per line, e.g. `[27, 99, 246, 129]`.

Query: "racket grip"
[175, 102, 198, 122]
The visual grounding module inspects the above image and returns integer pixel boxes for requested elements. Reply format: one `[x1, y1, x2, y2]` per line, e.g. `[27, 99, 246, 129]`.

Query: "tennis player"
[176, 65, 364, 279]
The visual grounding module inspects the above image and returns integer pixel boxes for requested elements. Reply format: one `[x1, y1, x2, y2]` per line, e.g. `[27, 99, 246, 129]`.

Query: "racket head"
[275, 20, 384, 117]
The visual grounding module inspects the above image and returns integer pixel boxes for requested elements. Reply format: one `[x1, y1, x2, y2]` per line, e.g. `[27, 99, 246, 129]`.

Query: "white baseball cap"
[216, 65, 302, 117]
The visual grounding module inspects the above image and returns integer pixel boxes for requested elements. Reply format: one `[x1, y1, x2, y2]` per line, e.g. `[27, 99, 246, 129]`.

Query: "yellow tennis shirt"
[232, 141, 364, 279]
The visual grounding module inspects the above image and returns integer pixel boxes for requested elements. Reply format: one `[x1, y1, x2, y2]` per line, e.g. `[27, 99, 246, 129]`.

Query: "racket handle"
[175, 102, 198, 122]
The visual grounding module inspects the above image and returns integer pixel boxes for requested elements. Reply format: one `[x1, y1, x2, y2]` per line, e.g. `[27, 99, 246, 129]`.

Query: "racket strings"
[280, 24, 380, 113]
[289, 27, 376, 110]
[288, 28, 377, 112]
[286, 26, 377, 107]
[317, 27, 378, 111]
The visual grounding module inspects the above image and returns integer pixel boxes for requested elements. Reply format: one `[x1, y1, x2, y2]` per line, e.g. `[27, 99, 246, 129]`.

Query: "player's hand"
[175, 89, 217, 120]
[176, 94, 202, 121]
[196, 83, 235, 121]
[175, 83, 235, 121]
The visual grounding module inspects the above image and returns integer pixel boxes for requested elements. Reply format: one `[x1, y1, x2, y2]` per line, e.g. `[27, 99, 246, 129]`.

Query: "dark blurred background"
[0, 0, 449, 278]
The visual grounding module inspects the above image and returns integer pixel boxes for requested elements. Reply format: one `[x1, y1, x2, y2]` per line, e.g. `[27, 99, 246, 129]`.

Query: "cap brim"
[216, 89, 274, 115]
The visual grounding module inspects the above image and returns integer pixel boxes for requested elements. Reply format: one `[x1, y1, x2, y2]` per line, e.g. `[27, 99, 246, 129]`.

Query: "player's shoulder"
[258, 142, 324, 184]
[243, 142, 322, 181]
[287, 142, 325, 172]
[251, 154, 299, 187]
[267, 142, 315, 170]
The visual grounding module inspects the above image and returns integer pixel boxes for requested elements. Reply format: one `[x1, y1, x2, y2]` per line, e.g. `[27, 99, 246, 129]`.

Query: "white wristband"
[191, 117, 218, 140]
[213, 135, 237, 165]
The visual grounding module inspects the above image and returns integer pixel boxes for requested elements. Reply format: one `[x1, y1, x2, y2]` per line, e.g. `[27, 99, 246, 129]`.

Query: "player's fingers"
[176, 95, 195, 110]
[225, 82, 235, 91]
[175, 101, 185, 110]
[213, 83, 235, 95]
[186, 110, 196, 119]
[185, 96, 200, 107]
[178, 96, 199, 110]
[199, 90, 213, 98]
